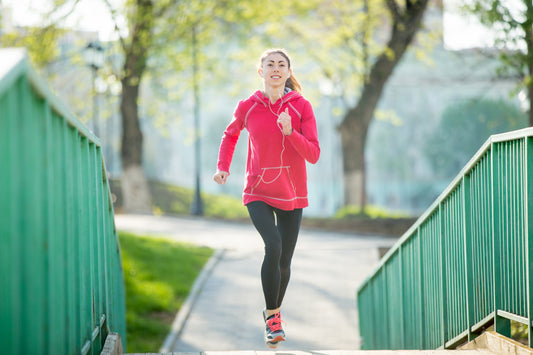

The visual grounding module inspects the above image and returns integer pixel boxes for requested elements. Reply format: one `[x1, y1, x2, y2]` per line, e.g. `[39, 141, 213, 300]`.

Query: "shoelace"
[266, 313, 283, 332]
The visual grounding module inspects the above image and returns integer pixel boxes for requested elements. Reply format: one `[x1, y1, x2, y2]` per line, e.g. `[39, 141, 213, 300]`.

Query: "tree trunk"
[120, 76, 152, 213]
[339, 0, 429, 209]
[340, 115, 367, 207]
[120, 0, 154, 213]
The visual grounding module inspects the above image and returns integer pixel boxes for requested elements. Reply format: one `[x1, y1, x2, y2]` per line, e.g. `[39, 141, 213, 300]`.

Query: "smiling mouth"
[271, 75, 281, 79]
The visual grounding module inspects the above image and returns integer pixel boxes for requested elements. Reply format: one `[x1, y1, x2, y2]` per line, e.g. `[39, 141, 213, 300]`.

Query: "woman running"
[213, 48, 320, 348]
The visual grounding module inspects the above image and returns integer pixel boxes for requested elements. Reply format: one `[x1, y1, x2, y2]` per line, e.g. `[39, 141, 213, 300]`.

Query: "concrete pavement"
[127, 352, 493, 355]
[114, 214, 397, 353]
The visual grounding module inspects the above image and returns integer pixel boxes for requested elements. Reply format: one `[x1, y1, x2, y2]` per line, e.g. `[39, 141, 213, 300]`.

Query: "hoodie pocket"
[249, 166, 296, 198]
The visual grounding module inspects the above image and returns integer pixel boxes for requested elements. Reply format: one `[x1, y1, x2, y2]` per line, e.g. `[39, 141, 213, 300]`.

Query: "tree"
[106, 0, 234, 213]
[115, 0, 156, 213]
[341, 0, 430, 209]
[462, 0, 533, 125]
[46, 0, 311, 213]
[289, 0, 431, 209]
[5, 0, 320, 213]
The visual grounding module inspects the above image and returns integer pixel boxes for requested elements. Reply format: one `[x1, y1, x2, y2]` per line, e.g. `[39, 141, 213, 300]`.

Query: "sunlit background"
[1, 0, 529, 217]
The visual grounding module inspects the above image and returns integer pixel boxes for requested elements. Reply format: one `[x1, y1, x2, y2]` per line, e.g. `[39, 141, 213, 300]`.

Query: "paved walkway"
[114, 214, 397, 353]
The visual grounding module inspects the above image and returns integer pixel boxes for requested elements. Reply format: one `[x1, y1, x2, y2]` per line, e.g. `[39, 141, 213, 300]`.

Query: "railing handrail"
[361, 127, 533, 284]
[0, 48, 126, 354]
[357, 126, 533, 350]
[0, 48, 98, 143]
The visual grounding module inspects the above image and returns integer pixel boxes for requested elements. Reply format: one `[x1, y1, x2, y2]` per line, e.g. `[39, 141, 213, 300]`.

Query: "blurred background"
[1, 0, 530, 219]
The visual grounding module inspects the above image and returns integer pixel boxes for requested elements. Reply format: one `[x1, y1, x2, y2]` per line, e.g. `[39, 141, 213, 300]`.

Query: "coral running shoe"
[264, 311, 285, 348]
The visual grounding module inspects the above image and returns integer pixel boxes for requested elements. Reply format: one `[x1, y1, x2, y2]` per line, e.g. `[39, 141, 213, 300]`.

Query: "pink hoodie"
[217, 90, 320, 210]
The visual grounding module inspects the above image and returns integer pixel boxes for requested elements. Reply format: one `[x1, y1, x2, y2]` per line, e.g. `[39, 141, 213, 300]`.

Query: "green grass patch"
[112, 179, 249, 220]
[150, 181, 248, 219]
[119, 231, 213, 353]
[202, 192, 249, 219]
[334, 204, 411, 219]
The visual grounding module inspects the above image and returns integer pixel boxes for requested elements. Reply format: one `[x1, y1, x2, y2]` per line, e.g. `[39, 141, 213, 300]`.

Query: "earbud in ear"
[260, 72, 264, 77]
[287, 73, 291, 78]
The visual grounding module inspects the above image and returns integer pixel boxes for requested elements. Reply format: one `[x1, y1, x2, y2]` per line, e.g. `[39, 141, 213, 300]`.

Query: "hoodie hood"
[250, 89, 302, 107]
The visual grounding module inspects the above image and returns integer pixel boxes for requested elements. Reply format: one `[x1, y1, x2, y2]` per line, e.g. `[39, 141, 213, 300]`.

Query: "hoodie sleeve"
[287, 100, 320, 164]
[217, 101, 246, 173]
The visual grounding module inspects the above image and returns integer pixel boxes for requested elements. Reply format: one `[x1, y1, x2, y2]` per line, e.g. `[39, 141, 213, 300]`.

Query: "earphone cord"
[260, 94, 286, 185]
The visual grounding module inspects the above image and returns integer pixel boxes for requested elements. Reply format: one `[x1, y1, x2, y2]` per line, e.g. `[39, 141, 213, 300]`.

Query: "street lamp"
[190, 25, 203, 216]
[83, 41, 105, 137]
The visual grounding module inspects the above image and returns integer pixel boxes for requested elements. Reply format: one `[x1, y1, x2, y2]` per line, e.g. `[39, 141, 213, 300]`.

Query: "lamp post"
[190, 25, 203, 216]
[83, 41, 105, 137]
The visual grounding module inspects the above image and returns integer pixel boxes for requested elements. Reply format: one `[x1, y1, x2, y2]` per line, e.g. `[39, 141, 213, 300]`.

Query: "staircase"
[102, 332, 533, 355]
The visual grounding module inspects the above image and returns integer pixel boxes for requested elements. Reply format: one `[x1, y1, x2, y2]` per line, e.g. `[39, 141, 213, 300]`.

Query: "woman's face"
[260, 53, 290, 86]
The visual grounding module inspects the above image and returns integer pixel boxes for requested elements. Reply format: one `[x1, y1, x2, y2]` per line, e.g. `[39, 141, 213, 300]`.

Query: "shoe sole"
[266, 341, 280, 349]
[265, 334, 285, 348]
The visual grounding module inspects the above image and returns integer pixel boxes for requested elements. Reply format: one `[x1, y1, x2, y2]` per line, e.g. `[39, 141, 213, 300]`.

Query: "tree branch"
[385, 0, 401, 21]
[45, 0, 82, 26]
[102, 0, 127, 51]
[153, 1, 174, 19]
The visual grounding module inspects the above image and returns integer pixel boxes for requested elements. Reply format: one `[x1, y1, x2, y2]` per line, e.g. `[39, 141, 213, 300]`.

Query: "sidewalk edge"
[159, 248, 226, 352]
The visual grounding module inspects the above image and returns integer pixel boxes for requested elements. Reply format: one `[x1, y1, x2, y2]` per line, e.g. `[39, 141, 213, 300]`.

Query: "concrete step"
[103, 332, 531, 355]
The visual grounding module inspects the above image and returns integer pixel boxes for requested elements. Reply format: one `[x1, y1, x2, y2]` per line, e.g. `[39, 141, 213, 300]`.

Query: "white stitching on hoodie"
[244, 103, 258, 128]
[288, 103, 301, 119]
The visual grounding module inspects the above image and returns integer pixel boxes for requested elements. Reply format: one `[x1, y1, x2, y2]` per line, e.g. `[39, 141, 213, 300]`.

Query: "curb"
[100, 332, 123, 355]
[159, 248, 226, 353]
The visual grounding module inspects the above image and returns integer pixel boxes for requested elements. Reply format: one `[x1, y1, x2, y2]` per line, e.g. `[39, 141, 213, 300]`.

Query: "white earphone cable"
[258, 93, 287, 185]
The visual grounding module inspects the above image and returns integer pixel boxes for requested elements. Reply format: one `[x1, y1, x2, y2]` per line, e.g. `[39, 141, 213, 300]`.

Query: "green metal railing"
[0, 48, 126, 354]
[357, 127, 533, 350]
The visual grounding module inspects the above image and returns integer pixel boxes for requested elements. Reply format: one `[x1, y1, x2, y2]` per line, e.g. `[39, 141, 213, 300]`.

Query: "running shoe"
[263, 309, 280, 349]
[264, 311, 285, 348]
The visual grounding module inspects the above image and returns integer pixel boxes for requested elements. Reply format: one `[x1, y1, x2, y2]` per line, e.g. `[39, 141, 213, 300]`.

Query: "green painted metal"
[0, 49, 126, 354]
[357, 127, 533, 350]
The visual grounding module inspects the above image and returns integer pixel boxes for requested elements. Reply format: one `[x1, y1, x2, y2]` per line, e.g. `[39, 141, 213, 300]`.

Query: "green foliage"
[203, 193, 249, 219]
[425, 98, 527, 179]
[460, 0, 532, 95]
[119, 231, 213, 352]
[0, 25, 64, 68]
[150, 182, 194, 215]
[283, 0, 387, 96]
[335, 204, 410, 219]
[511, 321, 528, 344]
[149, 181, 248, 219]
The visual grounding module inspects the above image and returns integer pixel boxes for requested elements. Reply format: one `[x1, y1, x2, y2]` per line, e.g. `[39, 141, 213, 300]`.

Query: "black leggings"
[246, 200, 303, 310]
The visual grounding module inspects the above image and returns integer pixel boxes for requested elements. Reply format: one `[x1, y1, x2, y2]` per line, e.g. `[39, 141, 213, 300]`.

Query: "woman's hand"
[277, 108, 293, 136]
[213, 170, 229, 185]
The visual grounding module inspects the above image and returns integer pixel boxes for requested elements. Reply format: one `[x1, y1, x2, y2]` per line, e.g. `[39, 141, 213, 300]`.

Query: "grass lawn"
[118, 231, 213, 353]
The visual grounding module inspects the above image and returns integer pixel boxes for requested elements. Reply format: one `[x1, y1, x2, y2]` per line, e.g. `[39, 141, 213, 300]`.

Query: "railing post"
[526, 136, 533, 348]
[383, 272, 389, 349]
[463, 174, 477, 341]
[492, 141, 511, 336]
[417, 227, 425, 349]
[399, 247, 405, 350]
[439, 204, 448, 347]
[368, 280, 376, 349]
